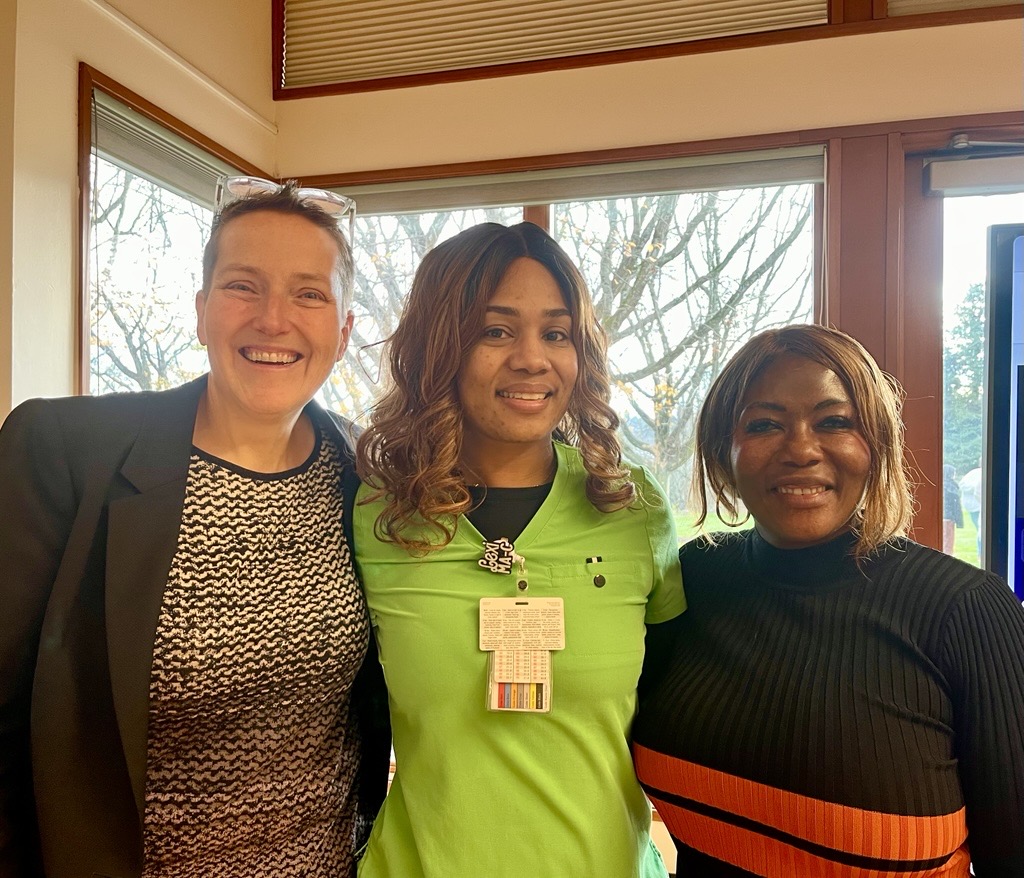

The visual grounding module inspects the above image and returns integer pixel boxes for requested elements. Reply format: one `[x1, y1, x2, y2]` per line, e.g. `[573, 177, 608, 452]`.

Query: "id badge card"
[479, 597, 564, 713]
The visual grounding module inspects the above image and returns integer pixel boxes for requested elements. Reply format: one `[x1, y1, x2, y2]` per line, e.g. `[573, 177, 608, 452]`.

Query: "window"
[553, 186, 815, 526]
[334, 148, 822, 536]
[323, 207, 523, 416]
[940, 193, 1024, 567]
[80, 73, 821, 540]
[88, 151, 213, 394]
[923, 140, 1024, 569]
[80, 67, 260, 394]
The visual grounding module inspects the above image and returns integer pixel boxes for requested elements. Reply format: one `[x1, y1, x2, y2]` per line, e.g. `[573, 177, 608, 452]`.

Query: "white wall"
[102, 0, 275, 119]
[0, 0, 15, 414]
[3, 4, 1021, 406]
[276, 20, 1023, 174]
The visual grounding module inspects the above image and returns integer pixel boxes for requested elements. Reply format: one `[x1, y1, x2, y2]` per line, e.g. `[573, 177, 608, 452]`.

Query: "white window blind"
[92, 90, 238, 208]
[330, 146, 826, 215]
[282, 0, 828, 88]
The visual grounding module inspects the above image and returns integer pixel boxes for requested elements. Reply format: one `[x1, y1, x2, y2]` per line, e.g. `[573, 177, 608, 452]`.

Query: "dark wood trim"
[76, 63, 271, 394]
[272, 6, 1021, 99]
[823, 138, 843, 328]
[813, 182, 827, 324]
[830, 134, 891, 363]
[841, 0, 877, 23]
[900, 153, 944, 548]
[300, 111, 1024, 190]
[522, 204, 550, 231]
[884, 132, 905, 379]
[271, 0, 285, 96]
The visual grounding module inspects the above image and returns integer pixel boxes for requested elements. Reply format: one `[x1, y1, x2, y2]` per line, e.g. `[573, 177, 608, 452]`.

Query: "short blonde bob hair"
[357, 222, 632, 554]
[693, 323, 914, 559]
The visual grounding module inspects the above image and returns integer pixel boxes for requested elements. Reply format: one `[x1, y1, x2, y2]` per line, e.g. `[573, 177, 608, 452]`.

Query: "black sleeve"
[941, 575, 1024, 875]
[341, 464, 392, 849]
[0, 400, 76, 877]
[638, 613, 687, 702]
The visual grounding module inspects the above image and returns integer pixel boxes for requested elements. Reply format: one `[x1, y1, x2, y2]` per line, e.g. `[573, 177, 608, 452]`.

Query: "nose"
[252, 293, 289, 335]
[781, 423, 821, 466]
[508, 334, 550, 373]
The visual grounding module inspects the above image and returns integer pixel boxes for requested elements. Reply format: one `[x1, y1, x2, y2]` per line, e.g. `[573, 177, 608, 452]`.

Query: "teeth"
[499, 391, 547, 400]
[243, 349, 299, 364]
[777, 485, 827, 496]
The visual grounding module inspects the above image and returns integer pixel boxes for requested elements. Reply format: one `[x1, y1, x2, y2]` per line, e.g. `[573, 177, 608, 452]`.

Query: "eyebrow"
[485, 304, 571, 318]
[215, 264, 332, 284]
[741, 395, 851, 411]
[742, 397, 850, 414]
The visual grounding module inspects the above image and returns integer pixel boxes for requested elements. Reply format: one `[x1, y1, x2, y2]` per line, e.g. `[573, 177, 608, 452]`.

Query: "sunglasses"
[214, 175, 356, 242]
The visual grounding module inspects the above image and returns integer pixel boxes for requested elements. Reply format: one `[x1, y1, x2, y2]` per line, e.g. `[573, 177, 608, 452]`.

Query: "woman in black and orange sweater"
[633, 324, 1024, 877]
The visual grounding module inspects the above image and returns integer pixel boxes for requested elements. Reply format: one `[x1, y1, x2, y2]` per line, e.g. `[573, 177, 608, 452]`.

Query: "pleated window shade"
[281, 0, 828, 88]
[92, 90, 239, 209]
[331, 146, 826, 215]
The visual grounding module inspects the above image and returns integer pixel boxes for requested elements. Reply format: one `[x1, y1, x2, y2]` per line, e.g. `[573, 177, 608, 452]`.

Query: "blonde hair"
[357, 222, 632, 553]
[692, 324, 914, 559]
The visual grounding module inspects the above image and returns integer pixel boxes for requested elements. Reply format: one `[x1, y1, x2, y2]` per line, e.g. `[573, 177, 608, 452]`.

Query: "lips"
[241, 347, 300, 365]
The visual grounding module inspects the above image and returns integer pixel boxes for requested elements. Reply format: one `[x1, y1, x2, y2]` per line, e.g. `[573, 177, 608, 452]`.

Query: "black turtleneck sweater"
[633, 531, 1024, 877]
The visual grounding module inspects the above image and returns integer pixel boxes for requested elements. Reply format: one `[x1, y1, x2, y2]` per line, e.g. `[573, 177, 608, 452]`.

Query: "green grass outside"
[951, 514, 983, 568]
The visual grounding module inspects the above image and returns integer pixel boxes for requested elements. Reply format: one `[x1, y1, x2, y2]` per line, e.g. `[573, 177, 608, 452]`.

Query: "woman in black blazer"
[0, 179, 388, 878]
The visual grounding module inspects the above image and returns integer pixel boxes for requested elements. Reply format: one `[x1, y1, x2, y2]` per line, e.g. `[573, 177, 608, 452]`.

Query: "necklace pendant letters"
[479, 536, 518, 574]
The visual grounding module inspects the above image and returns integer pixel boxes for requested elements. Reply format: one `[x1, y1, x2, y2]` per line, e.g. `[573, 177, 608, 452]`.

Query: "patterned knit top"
[141, 429, 370, 878]
[633, 530, 1024, 877]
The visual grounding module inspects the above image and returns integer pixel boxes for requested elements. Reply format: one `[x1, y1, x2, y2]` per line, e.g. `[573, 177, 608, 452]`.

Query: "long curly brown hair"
[357, 222, 633, 553]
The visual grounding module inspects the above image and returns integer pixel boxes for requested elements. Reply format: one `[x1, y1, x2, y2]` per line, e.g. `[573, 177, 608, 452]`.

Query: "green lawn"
[951, 515, 983, 568]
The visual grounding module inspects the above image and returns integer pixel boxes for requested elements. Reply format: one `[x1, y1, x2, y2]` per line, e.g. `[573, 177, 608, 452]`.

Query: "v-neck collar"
[454, 441, 570, 550]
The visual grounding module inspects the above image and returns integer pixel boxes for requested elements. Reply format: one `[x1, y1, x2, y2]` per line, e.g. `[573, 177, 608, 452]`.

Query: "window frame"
[76, 64, 270, 395]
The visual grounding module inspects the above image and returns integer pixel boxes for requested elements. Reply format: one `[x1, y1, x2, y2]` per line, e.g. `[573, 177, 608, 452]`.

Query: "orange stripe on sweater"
[634, 745, 967, 864]
[650, 798, 971, 878]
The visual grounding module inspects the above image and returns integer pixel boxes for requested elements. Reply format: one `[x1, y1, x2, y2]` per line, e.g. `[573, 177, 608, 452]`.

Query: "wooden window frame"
[77, 64, 269, 395]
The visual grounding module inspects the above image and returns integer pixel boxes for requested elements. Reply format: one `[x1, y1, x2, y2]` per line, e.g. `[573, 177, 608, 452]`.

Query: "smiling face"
[730, 354, 872, 550]
[457, 257, 579, 478]
[196, 210, 352, 426]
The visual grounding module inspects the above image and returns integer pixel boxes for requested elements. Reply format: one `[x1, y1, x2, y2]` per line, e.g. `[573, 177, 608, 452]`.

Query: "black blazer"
[0, 377, 389, 878]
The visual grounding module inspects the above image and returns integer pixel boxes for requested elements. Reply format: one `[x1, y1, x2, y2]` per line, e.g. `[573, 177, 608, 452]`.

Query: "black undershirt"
[466, 484, 552, 543]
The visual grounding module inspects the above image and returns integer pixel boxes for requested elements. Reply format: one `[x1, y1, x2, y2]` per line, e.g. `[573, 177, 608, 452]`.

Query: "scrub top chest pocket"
[548, 558, 648, 660]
